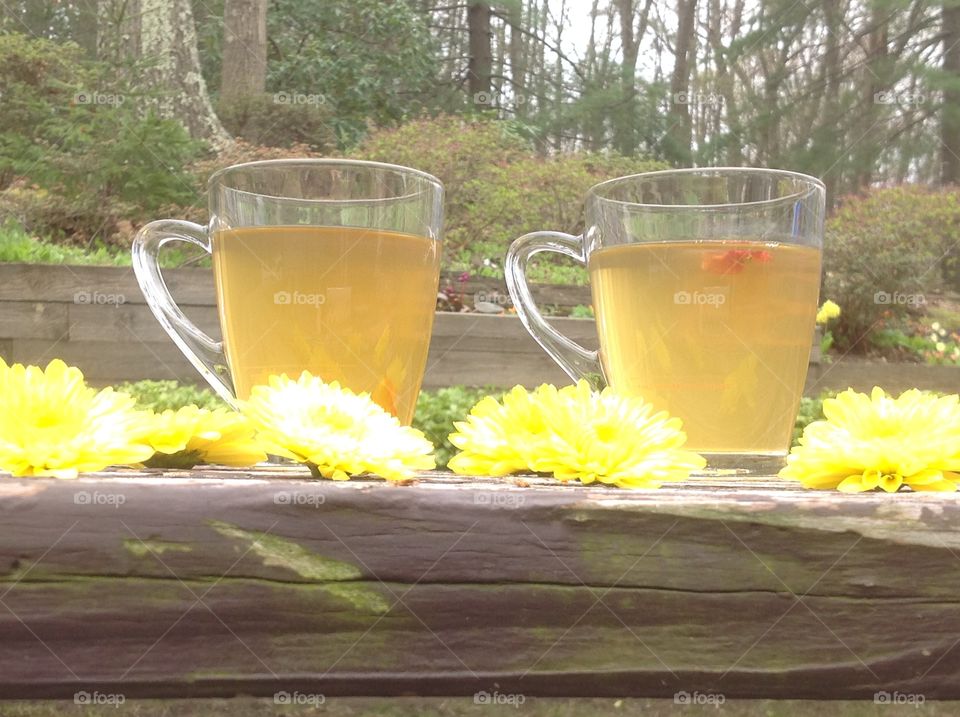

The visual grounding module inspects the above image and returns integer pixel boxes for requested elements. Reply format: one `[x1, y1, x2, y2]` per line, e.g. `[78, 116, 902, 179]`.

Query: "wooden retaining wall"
[0, 264, 956, 395]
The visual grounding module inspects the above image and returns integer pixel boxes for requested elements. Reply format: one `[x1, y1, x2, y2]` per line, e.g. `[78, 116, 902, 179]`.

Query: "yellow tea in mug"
[589, 240, 821, 453]
[212, 226, 441, 424]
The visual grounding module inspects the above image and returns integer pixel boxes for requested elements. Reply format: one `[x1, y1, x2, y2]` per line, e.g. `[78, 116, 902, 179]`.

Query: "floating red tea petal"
[702, 248, 773, 274]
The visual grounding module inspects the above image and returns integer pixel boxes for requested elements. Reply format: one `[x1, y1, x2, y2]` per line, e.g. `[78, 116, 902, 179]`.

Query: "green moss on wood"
[210, 521, 361, 581]
[209, 520, 390, 613]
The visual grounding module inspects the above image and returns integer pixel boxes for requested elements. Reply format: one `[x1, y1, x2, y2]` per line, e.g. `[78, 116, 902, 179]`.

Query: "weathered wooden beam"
[1, 467, 959, 700]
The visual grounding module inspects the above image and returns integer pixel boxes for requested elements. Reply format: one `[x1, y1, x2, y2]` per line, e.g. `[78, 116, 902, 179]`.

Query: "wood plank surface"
[0, 265, 591, 309]
[8, 697, 957, 716]
[0, 264, 955, 393]
[1, 467, 959, 700]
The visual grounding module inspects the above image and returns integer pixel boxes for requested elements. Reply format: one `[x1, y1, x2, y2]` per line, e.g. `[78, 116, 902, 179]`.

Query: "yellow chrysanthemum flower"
[447, 385, 552, 476]
[140, 406, 266, 469]
[243, 372, 435, 481]
[815, 299, 841, 325]
[780, 387, 960, 493]
[449, 380, 705, 489]
[0, 358, 154, 478]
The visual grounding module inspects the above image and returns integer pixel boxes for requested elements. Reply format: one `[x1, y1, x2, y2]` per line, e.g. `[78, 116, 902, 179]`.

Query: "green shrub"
[413, 386, 499, 468]
[792, 391, 835, 445]
[358, 115, 667, 281]
[116, 380, 225, 412]
[263, 0, 440, 147]
[869, 327, 932, 362]
[823, 186, 960, 352]
[0, 33, 202, 243]
[0, 220, 127, 265]
[188, 139, 326, 191]
[0, 219, 203, 267]
[217, 93, 336, 150]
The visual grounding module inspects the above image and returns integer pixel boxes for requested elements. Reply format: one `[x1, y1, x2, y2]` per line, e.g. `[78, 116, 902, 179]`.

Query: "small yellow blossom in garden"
[243, 372, 435, 481]
[780, 387, 960, 493]
[815, 300, 841, 325]
[448, 380, 705, 489]
[0, 359, 153, 478]
[140, 406, 266, 469]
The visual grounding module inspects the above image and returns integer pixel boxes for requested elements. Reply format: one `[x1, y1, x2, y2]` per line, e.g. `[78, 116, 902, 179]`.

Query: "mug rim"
[587, 166, 825, 210]
[207, 158, 444, 199]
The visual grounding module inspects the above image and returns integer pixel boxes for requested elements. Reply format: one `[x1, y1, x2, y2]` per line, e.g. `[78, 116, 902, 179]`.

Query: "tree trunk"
[535, 0, 549, 149]
[467, 1, 493, 100]
[507, 0, 526, 115]
[97, 0, 141, 62]
[494, 12, 506, 107]
[668, 0, 698, 164]
[942, 0, 960, 185]
[220, 0, 267, 101]
[123, 0, 230, 147]
[552, 0, 566, 151]
[614, 0, 652, 156]
[74, 0, 99, 57]
[855, 7, 889, 189]
[585, 0, 605, 151]
[820, 0, 842, 203]
[708, 0, 742, 166]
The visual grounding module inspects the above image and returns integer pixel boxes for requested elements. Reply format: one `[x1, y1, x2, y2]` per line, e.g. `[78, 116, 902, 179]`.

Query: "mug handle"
[504, 231, 605, 390]
[131, 220, 236, 406]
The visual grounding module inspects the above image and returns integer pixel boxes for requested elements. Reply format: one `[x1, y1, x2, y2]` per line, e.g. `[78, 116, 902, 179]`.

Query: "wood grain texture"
[0, 265, 590, 309]
[0, 264, 217, 305]
[805, 360, 960, 395]
[1, 467, 960, 700]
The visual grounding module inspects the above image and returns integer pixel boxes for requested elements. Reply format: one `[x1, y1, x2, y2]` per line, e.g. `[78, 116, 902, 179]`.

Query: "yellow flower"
[780, 387, 960, 492]
[447, 385, 552, 476]
[815, 299, 841, 324]
[243, 372, 435, 481]
[448, 381, 705, 489]
[140, 406, 266, 469]
[0, 358, 153, 478]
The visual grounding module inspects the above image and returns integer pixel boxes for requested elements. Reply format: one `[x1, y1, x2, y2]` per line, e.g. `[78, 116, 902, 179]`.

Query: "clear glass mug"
[132, 159, 444, 425]
[505, 168, 825, 457]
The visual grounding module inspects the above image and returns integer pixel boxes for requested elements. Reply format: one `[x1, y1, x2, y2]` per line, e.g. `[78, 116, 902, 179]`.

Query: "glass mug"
[132, 159, 444, 425]
[505, 168, 825, 456]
